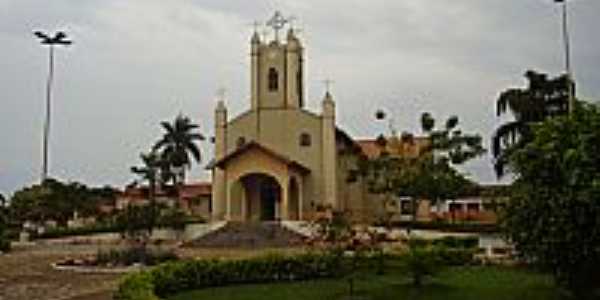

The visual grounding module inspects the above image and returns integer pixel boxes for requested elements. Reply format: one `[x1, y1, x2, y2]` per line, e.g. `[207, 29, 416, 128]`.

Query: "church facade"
[210, 21, 374, 222]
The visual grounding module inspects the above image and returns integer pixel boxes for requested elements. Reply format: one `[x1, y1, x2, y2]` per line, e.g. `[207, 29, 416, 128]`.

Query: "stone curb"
[50, 262, 145, 274]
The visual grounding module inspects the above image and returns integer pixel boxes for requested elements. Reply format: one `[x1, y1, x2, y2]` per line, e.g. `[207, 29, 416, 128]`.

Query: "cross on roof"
[250, 20, 262, 33]
[266, 10, 288, 41]
[216, 86, 227, 101]
[323, 78, 335, 94]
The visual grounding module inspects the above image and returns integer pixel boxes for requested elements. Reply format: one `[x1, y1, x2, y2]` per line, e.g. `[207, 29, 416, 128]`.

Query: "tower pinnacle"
[266, 11, 289, 42]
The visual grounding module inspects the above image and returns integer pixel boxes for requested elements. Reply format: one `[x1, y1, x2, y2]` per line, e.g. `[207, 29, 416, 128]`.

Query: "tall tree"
[153, 115, 204, 184]
[502, 102, 600, 298]
[492, 70, 571, 177]
[0, 193, 9, 251]
[130, 151, 169, 237]
[354, 112, 484, 232]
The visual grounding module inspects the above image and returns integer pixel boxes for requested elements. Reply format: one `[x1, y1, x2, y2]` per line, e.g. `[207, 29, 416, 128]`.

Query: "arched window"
[300, 133, 311, 147]
[237, 137, 246, 148]
[268, 68, 278, 91]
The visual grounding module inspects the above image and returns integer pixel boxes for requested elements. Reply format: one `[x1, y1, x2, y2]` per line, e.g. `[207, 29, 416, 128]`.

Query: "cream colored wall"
[212, 31, 340, 221]
[257, 43, 287, 108]
[336, 150, 370, 222]
[226, 109, 324, 211]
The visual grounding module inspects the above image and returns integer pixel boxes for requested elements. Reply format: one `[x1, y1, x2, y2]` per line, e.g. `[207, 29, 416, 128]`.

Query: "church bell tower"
[250, 11, 304, 110]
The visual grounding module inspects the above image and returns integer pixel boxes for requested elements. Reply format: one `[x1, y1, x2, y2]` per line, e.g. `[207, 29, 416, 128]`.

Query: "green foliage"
[8, 179, 118, 226]
[502, 102, 600, 297]
[169, 266, 559, 300]
[355, 112, 484, 230]
[399, 237, 477, 288]
[115, 253, 342, 300]
[153, 114, 204, 184]
[492, 70, 571, 177]
[96, 247, 177, 266]
[158, 208, 188, 231]
[0, 197, 10, 252]
[115, 272, 160, 300]
[431, 236, 479, 249]
[116, 204, 157, 241]
[402, 238, 442, 287]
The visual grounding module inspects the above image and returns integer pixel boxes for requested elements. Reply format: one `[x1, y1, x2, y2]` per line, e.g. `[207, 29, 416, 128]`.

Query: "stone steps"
[186, 221, 306, 248]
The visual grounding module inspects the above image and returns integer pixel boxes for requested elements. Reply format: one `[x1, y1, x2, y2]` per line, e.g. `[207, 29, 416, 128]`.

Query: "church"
[209, 12, 379, 223]
[117, 12, 497, 225]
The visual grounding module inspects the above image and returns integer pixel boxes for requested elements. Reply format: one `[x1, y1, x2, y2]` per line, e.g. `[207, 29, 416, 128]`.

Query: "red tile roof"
[356, 136, 429, 159]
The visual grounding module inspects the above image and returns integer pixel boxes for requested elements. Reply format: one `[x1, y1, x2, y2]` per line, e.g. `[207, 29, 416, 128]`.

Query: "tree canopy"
[153, 114, 204, 183]
[9, 179, 118, 226]
[353, 112, 485, 227]
[502, 102, 600, 297]
[492, 70, 571, 177]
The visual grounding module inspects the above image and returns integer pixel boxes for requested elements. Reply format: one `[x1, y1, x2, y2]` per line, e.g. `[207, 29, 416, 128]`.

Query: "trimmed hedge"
[431, 236, 479, 249]
[114, 252, 342, 300]
[96, 247, 177, 266]
[406, 237, 478, 266]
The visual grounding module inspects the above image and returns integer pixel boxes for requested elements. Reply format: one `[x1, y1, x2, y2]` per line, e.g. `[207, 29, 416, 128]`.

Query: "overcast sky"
[1, 0, 599, 196]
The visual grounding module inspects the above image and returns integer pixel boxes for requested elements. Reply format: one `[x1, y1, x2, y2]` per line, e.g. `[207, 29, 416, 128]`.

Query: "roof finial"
[266, 10, 289, 42]
[216, 86, 226, 102]
[323, 78, 335, 95]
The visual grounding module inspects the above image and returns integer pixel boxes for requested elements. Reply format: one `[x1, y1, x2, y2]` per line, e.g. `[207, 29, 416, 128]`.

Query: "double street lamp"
[34, 31, 72, 182]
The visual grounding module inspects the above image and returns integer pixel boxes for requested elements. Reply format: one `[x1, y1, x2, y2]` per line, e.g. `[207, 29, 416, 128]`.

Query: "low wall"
[34, 222, 227, 245]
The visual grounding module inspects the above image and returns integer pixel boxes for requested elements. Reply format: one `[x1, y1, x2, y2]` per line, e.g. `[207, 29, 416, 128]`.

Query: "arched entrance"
[236, 173, 282, 221]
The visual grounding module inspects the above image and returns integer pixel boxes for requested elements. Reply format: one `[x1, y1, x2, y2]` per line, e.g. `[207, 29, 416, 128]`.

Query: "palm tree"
[153, 114, 204, 184]
[130, 151, 165, 237]
[492, 70, 571, 177]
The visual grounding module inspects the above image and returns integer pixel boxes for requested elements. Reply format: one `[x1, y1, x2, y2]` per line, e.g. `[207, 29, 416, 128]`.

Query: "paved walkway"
[0, 244, 121, 300]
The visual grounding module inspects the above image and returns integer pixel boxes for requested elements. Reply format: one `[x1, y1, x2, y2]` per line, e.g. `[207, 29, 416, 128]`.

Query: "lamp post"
[34, 31, 72, 182]
[554, 0, 574, 114]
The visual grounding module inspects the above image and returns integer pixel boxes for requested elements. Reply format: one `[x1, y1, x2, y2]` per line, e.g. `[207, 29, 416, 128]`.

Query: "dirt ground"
[0, 244, 122, 300]
[0, 241, 307, 300]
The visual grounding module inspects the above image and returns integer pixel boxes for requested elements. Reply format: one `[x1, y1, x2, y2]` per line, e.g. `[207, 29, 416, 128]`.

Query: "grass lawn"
[167, 266, 560, 300]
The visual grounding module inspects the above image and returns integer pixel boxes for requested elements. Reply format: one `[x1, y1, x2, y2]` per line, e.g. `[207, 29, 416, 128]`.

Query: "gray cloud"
[1, 0, 599, 195]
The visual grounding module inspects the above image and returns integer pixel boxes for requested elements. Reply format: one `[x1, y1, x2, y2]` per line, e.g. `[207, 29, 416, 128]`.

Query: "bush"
[96, 247, 177, 266]
[114, 252, 342, 300]
[114, 272, 160, 300]
[402, 239, 442, 287]
[431, 236, 478, 249]
[435, 247, 477, 266]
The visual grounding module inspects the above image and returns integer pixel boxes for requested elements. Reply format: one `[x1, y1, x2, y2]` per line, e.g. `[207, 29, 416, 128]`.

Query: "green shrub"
[435, 247, 476, 266]
[402, 239, 442, 287]
[96, 247, 177, 266]
[432, 236, 479, 249]
[115, 252, 342, 300]
[114, 272, 160, 300]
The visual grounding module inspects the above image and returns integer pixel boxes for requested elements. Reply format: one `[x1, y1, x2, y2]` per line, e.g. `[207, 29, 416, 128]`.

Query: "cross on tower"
[266, 10, 288, 41]
[216, 86, 227, 102]
[249, 20, 261, 33]
[323, 78, 335, 94]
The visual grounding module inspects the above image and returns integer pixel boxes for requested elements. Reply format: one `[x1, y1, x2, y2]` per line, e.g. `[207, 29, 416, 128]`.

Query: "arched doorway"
[238, 173, 281, 221]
